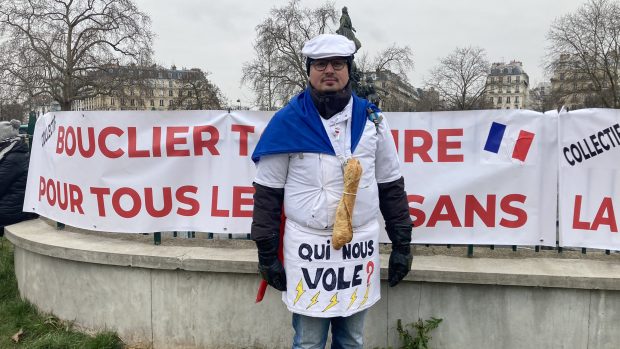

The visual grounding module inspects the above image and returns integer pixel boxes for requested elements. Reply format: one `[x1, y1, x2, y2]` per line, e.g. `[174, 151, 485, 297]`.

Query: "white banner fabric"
[389, 109, 558, 246]
[24, 109, 558, 245]
[24, 110, 271, 234]
[558, 109, 620, 249]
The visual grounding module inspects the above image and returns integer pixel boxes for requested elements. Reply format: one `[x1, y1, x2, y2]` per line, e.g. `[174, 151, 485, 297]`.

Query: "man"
[251, 34, 412, 349]
[0, 119, 37, 236]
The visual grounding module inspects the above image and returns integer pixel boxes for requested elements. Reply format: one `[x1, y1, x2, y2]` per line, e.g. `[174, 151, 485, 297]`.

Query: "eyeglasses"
[311, 59, 347, 71]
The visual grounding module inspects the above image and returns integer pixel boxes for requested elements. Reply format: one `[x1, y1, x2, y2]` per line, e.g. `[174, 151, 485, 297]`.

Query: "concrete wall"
[7, 219, 620, 349]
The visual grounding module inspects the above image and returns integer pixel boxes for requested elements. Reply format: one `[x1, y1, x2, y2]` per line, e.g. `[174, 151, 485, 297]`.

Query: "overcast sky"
[134, 0, 587, 106]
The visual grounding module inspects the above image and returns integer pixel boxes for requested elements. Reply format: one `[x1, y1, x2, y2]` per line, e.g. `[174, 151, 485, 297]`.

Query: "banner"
[25, 110, 270, 234]
[390, 109, 558, 246]
[558, 109, 620, 249]
[24, 109, 558, 245]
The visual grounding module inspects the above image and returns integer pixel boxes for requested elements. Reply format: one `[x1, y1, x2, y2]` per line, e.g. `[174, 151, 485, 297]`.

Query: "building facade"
[72, 65, 219, 111]
[548, 53, 616, 110]
[528, 82, 552, 112]
[360, 70, 418, 112]
[485, 61, 530, 109]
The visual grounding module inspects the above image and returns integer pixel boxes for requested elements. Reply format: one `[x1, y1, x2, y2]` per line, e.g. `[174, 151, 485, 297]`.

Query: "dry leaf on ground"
[11, 328, 24, 343]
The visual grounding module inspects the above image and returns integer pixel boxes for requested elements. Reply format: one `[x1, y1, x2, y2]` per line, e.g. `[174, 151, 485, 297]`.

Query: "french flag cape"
[252, 87, 379, 302]
[251, 87, 378, 163]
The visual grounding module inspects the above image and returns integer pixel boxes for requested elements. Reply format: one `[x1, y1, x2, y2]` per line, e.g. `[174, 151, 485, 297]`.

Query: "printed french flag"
[484, 121, 535, 162]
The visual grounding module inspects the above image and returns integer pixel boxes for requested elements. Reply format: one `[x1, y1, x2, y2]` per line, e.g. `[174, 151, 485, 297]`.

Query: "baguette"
[332, 158, 363, 250]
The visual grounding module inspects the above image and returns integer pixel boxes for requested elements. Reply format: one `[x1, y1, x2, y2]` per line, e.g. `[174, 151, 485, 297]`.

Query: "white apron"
[254, 98, 401, 317]
[282, 219, 381, 317]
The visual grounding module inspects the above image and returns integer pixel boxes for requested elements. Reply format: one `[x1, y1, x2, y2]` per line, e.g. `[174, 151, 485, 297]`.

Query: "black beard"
[309, 82, 352, 119]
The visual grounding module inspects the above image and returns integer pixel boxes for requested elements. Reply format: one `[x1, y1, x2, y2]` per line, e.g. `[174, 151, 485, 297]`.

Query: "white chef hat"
[302, 34, 355, 59]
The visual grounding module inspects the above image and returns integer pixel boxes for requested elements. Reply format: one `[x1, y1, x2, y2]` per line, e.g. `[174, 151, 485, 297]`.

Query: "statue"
[336, 6, 379, 104]
[336, 7, 361, 52]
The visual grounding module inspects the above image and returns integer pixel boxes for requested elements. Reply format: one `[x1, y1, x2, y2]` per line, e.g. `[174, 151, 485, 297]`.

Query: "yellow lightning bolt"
[294, 279, 305, 306]
[307, 291, 320, 309]
[358, 284, 370, 308]
[347, 288, 358, 310]
[322, 293, 339, 312]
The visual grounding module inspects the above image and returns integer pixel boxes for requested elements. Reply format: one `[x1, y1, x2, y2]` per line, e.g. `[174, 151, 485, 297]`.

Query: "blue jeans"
[292, 310, 367, 349]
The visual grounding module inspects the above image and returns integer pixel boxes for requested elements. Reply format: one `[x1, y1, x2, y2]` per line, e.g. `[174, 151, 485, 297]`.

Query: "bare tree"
[372, 44, 414, 79]
[242, 0, 338, 110]
[242, 25, 281, 110]
[172, 69, 225, 110]
[0, 39, 47, 111]
[546, 0, 620, 108]
[0, 0, 154, 111]
[425, 46, 489, 110]
[359, 44, 415, 111]
[0, 101, 26, 122]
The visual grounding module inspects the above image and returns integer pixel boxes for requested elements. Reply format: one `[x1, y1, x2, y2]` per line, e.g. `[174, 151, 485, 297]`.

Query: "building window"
[121, 98, 126, 106]
[150, 100, 155, 107]
[507, 96, 511, 103]
[168, 100, 173, 106]
[110, 98, 115, 106]
[489, 97, 494, 104]
[515, 86, 520, 93]
[516, 76, 520, 83]
[498, 96, 502, 103]
[515, 96, 520, 103]
[168, 80, 173, 88]
[130, 99, 135, 106]
[508, 76, 512, 83]
[169, 90, 173, 97]
[160, 99, 164, 106]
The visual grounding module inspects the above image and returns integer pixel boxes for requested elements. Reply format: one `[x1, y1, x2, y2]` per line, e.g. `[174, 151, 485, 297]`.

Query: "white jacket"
[254, 98, 401, 234]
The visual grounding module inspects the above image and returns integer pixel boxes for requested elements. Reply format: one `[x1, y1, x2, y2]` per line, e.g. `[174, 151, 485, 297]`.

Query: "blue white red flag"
[483, 121, 535, 162]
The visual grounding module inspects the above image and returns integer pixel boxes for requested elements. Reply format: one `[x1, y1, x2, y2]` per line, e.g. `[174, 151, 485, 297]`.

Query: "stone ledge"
[6, 219, 620, 290]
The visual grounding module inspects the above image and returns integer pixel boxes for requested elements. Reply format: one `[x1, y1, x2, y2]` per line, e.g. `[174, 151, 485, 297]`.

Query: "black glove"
[378, 177, 414, 287]
[388, 242, 413, 287]
[251, 183, 286, 291]
[256, 237, 287, 291]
